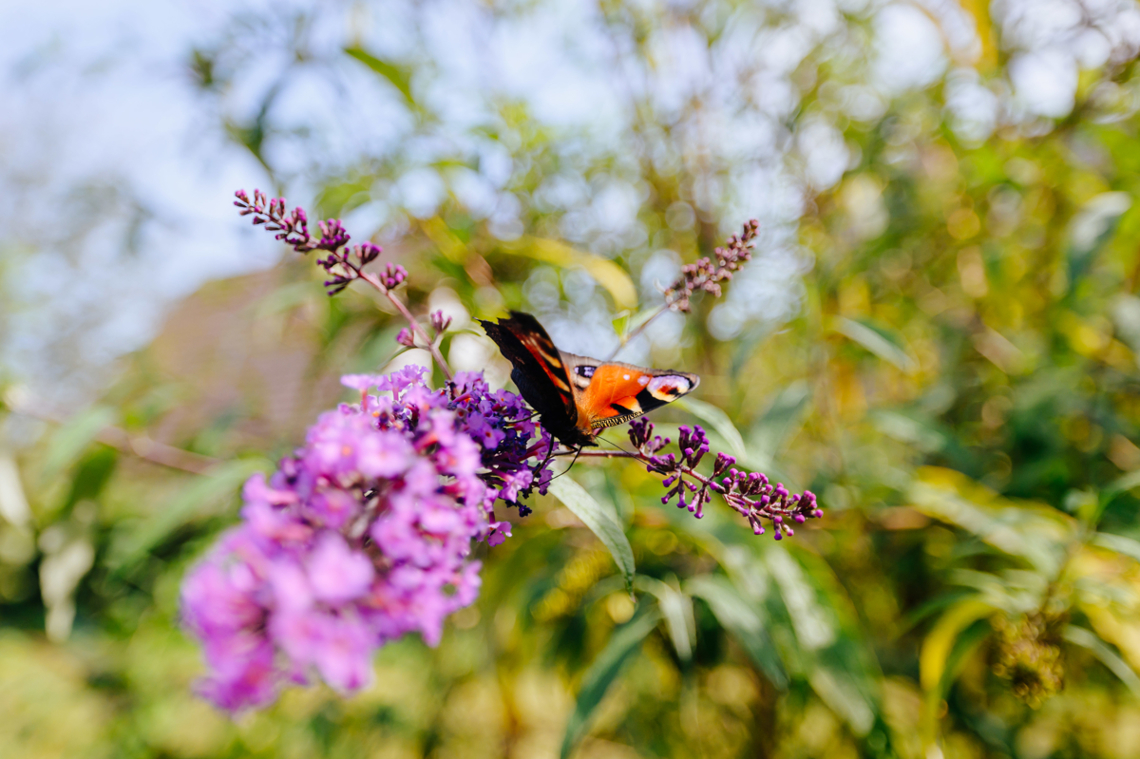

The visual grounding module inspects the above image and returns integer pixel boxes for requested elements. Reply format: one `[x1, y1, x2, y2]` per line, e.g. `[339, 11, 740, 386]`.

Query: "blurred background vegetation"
[5, 0, 1140, 757]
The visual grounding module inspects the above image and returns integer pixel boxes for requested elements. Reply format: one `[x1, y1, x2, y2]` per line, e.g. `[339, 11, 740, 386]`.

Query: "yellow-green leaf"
[497, 237, 638, 310]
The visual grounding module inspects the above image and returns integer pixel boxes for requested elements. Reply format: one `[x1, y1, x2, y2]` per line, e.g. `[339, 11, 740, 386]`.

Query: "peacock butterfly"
[481, 312, 699, 448]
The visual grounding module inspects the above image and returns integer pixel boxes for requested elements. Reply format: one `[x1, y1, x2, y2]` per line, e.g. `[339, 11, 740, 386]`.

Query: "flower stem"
[355, 269, 454, 381]
[607, 305, 668, 361]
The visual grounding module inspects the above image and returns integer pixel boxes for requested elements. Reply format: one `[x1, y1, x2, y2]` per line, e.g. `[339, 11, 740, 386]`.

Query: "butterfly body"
[481, 312, 699, 447]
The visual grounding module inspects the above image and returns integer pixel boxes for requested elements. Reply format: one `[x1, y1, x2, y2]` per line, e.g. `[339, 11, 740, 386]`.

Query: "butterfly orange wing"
[564, 358, 699, 431]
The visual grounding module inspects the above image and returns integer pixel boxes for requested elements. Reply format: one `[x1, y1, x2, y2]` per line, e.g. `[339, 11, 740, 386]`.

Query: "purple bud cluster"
[378, 262, 408, 290]
[182, 366, 552, 713]
[234, 189, 384, 296]
[663, 219, 759, 313]
[235, 189, 315, 251]
[318, 241, 383, 296]
[316, 219, 351, 251]
[430, 310, 453, 337]
[628, 418, 821, 538]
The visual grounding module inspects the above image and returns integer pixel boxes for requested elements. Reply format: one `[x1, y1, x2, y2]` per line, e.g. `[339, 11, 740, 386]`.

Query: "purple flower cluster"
[629, 419, 821, 539]
[444, 373, 553, 517]
[663, 219, 759, 313]
[182, 367, 552, 712]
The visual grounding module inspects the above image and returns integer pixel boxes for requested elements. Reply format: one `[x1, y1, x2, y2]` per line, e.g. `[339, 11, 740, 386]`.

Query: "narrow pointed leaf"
[687, 574, 788, 689]
[833, 317, 917, 372]
[1067, 192, 1131, 285]
[634, 576, 693, 661]
[108, 458, 271, 573]
[344, 46, 414, 104]
[1064, 625, 1140, 696]
[676, 398, 746, 459]
[560, 608, 662, 759]
[0, 454, 32, 528]
[42, 406, 117, 480]
[1094, 532, 1140, 564]
[749, 381, 811, 460]
[549, 476, 635, 592]
[1102, 469, 1140, 505]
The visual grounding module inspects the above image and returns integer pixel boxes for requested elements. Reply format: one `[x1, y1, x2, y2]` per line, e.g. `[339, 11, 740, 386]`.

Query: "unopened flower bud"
[430, 310, 453, 335]
[380, 263, 408, 289]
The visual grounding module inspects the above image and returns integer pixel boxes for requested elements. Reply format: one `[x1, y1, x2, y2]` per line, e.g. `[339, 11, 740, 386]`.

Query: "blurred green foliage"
[5, 2, 1140, 758]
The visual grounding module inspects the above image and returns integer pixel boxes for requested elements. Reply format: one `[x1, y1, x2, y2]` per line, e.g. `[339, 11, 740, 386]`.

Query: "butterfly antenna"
[595, 434, 634, 456]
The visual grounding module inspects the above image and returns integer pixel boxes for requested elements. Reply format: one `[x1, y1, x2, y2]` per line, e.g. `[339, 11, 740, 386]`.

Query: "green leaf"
[765, 546, 836, 651]
[61, 448, 118, 513]
[610, 309, 634, 340]
[749, 381, 811, 460]
[560, 607, 662, 759]
[548, 476, 635, 592]
[1063, 625, 1140, 696]
[686, 575, 788, 688]
[870, 410, 947, 454]
[0, 453, 32, 528]
[343, 46, 414, 104]
[634, 576, 694, 661]
[1067, 192, 1132, 286]
[42, 406, 117, 481]
[809, 666, 876, 736]
[908, 468, 1074, 575]
[675, 398, 746, 459]
[1092, 532, 1140, 564]
[730, 322, 777, 379]
[1102, 469, 1140, 506]
[1112, 294, 1140, 355]
[108, 458, 271, 573]
[315, 179, 374, 219]
[832, 317, 917, 373]
[766, 546, 881, 734]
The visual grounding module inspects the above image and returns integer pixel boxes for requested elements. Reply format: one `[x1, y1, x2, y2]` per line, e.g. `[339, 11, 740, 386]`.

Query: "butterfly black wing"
[480, 312, 596, 447]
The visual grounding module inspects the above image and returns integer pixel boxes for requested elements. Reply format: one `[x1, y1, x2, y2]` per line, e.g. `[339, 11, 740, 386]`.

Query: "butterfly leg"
[568, 443, 584, 471]
[535, 434, 557, 476]
[545, 442, 590, 483]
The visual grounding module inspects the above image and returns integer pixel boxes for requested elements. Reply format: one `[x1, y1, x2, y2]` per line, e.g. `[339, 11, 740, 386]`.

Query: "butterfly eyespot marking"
[638, 376, 650, 386]
[647, 375, 691, 401]
[575, 365, 595, 379]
